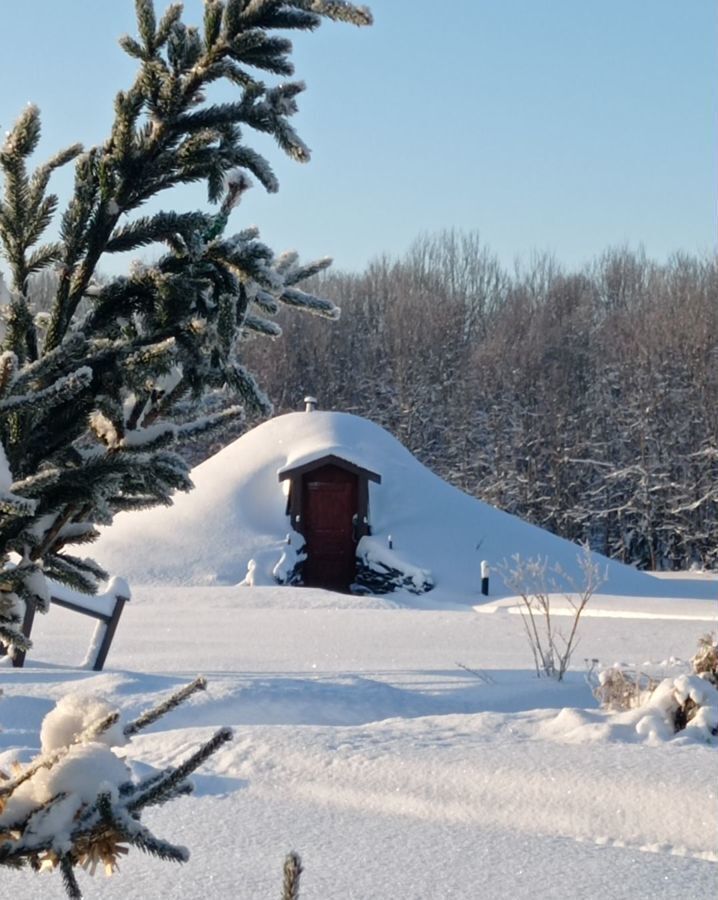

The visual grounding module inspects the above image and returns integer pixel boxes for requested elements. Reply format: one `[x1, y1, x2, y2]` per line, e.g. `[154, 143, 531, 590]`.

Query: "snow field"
[1, 583, 716, 898]
[3, 412, 716, 897]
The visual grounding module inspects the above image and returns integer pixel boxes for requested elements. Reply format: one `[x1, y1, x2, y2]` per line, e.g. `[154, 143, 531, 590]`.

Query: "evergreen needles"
[0, 677, 233, 898]
[122, 674, 207, 737]
[0, 5, 372, 892]
[0, 0, 371, 659]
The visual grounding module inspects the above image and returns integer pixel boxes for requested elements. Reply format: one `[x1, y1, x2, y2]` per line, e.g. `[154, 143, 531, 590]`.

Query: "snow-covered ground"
[2, 411, 716, 897]
[2, 580, 717, 899]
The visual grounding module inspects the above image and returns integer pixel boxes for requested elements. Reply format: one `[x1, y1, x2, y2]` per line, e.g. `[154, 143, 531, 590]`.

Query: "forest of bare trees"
[243, 232, 718, 571]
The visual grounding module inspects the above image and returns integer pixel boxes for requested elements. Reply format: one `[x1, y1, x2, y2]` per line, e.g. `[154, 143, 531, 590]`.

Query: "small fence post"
[481, 560, 490, 596]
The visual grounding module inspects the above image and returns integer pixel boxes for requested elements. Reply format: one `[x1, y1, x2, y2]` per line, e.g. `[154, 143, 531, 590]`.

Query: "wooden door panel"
[306, 484, 353, 530]
[302, 467, 358, 590]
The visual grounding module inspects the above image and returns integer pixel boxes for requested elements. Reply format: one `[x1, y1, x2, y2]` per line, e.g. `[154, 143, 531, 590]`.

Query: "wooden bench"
[10, 580, 129, 671]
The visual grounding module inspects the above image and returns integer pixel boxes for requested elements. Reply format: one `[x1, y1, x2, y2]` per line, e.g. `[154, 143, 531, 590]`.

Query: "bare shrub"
[501, 545, 605, 681]
[592, 666, 659, 711]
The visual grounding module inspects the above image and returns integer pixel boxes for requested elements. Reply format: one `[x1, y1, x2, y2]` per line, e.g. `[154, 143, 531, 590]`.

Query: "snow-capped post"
[304, 396, 318, 412]
[481, 560, 490, 596]
[388, 534, 393, 550]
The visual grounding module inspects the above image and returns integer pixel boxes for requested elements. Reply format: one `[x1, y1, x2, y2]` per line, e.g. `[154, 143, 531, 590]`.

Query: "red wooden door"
[302, 465, 358, 590]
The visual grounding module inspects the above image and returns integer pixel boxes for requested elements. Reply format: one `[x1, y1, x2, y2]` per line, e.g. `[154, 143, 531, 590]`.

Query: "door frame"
[279, 454, 381, 587]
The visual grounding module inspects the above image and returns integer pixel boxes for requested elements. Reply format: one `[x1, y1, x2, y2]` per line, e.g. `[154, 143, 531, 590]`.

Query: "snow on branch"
[0, 678, 232, 897]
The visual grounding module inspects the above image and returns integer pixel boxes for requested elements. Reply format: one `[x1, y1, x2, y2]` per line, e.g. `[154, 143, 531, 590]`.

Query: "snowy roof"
[278, 452, 381, 482]
[91, 410, 698, 602]
[275, 412, 387, 479]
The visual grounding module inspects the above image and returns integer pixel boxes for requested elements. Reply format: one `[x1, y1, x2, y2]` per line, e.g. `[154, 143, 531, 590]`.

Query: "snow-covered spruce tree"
[0, 0, 372, 655]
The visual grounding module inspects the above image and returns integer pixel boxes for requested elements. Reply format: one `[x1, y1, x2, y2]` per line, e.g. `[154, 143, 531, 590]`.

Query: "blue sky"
[0, 0, 715, 274]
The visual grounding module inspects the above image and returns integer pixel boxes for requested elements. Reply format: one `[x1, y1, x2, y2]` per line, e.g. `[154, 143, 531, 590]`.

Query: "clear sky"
[0, 0, 715, 274]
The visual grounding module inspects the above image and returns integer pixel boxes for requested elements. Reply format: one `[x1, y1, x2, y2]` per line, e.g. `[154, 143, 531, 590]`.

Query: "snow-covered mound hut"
[92, 409, 680, 602]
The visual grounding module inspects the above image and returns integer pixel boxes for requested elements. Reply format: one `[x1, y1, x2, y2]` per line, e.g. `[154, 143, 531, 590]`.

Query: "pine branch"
[126, 727, 233, 813]
[0, 365, 92, 414]
[0, 351, 16, 397]
[136, 0, 158, 52]
[251, 8, 321, 31]
[0, 621, 31, 654]
[281, 255, 332, 285]
[175, 405, 245, 441]
[1, 0, 371, 685]
[0, 853, 25, 871]
[26, 243, 64, 277]
[9, 332, 88, 394]
[106, 211, 213, 253]
[59, 854, 82, 900]
[28, 144, 83, 208]
[0, 491, 37, 517]
[44, 554, 105, 595]
[123, 676, 207, 737]
[122, 814, 189, 864]
[244, 313, 282, 337]
[302, 1, 372, 26]
[223, 363, 273, 414]
[279, 286, 339, 319]
[157, 3, 184, 47]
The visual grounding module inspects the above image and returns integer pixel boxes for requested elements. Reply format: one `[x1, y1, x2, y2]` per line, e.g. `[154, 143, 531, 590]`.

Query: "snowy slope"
[91, 411, 709, 601]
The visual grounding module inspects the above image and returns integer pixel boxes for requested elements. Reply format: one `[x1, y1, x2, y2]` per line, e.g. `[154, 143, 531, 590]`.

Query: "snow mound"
[92, 411, 709, 603]
[542, 675, 718, 746]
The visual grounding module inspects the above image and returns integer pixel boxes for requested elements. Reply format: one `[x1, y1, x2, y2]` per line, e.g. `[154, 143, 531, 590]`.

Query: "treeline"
[242, 232, 718, 571]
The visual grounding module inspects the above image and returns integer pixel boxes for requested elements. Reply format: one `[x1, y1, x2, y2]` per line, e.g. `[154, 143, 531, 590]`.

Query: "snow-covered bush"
[592, 665, 659, 712]
[634, 674, 718, 743]
[501, 546, 605, 681]
[0, 677, 232, 898]
[354, 536, 434, 595]
[239, 534, 307, 587]
[273, 534, 307, 587]
[692, 633, 718, 687]
[589, 640, 718, 742]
